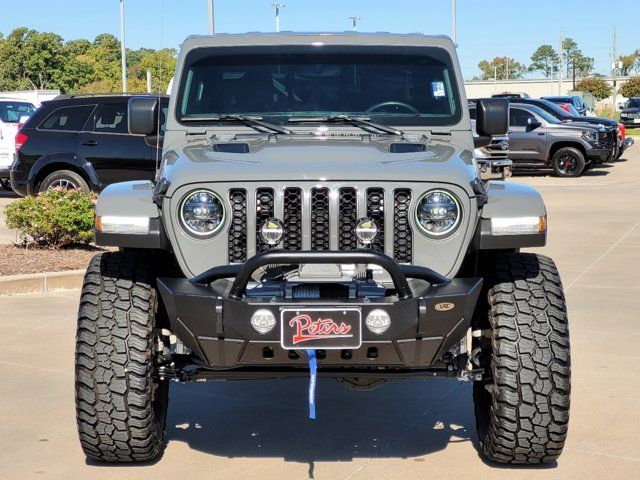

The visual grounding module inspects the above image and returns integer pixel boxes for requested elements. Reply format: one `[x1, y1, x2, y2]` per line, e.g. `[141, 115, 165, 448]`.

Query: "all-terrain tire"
[75, 251, 169, 462]
[473, 253, 571, 464]
[551, 147, 585, 177]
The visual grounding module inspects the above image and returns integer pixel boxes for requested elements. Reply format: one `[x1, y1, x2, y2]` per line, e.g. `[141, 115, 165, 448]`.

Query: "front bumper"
[157, 250, 482, 373]
[587, 148, 611, 163]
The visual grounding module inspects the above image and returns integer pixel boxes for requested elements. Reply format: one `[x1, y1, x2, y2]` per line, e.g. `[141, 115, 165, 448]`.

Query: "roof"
[179, 32, 455, 50]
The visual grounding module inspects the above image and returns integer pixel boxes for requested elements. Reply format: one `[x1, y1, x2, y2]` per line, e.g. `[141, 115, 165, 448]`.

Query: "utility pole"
[506, 56, 510, 81]
[451, 0, 456, 44]
[272, 3, 285, 32]
[494, 66, 497, 94]
[558, 31, 563, 95]
[349, 16, 361, 31]
[572, 57, 576, 90]
[207, 0, 215, 34]
[119, 0, 127, 93]
[611, 26, 617, 109]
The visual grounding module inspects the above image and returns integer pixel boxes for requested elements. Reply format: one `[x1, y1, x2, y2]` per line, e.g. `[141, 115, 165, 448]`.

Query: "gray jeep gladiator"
[75, 33, 570, 465]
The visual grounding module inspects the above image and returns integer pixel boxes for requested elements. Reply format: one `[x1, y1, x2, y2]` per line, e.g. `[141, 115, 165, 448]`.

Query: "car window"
[39, 104, 96, 131]
[93, 103, 128, 134]
[0, 101, 36, 123]
[509, 108, 536, 127]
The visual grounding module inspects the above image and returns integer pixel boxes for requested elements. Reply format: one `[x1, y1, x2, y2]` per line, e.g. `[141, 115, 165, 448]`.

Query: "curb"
[0, 269, 85, 296]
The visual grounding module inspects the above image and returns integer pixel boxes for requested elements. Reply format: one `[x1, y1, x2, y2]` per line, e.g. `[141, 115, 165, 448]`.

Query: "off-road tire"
[473, 253, 571, 464]
[551, 147, 585, 177]
[75, 251, 169, 462]
[39, 169, 90, 193]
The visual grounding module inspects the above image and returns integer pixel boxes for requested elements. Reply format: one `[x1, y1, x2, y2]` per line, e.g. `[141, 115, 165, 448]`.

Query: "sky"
[0, 0, 637, 80]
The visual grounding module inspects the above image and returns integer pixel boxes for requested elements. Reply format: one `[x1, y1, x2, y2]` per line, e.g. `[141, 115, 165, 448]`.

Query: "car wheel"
[0, 178, 11, 190]
[551, 147, 585, 177]
[473, 253, 570, 464]
[39, 169, 90, 193]
[75, 251, 169, 462]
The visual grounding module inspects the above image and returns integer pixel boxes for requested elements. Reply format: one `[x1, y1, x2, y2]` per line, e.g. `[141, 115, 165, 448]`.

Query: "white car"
[0, 99, 36, 189]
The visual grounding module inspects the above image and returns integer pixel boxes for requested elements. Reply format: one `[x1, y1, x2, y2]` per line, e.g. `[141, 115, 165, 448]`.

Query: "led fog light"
[365, 309, 391, 334]
[355, 217, 378, 245]
[260, 218, 284, 245]
[250, 309, 277, 334]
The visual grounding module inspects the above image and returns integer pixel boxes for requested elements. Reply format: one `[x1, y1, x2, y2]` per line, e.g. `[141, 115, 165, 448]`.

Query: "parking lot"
[1, 147, 640, 480]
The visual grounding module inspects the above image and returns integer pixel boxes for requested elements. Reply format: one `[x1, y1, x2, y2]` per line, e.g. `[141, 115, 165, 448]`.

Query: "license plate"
[281, 308, 362, 350]
[634, 118, 640, 124]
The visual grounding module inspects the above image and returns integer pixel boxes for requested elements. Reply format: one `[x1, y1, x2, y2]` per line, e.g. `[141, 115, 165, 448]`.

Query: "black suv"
[619, 97, 640, 128]
[10, 94, 168, 196]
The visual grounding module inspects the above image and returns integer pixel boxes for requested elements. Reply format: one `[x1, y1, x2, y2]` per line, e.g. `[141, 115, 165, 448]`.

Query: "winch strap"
[306, 349, 317, 420]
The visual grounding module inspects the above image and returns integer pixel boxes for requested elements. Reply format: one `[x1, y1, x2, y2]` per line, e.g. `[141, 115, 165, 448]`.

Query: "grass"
[627, 128, 640, 136]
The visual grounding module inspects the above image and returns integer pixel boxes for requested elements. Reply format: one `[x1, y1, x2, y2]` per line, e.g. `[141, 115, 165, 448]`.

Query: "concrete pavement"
[1, 148, 640, 479]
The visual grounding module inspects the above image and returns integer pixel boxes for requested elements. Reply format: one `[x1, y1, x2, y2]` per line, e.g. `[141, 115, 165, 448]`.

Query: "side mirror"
[128, 97, 160, 135]
[475, 98, 509, 137]
[527, 118, 542, 129]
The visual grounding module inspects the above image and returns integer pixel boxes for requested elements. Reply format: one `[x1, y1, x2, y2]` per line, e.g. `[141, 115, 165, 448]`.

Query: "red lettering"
[289, 314, 353, 345]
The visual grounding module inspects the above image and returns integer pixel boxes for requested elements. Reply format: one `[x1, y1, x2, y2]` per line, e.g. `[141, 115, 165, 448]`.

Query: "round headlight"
[180, 190, 225, 238]
[416, 190, 461, 237]
[260, 218, 284, 245]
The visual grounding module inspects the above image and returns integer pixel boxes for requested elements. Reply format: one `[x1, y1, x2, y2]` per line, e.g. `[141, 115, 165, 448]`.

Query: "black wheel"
[473, 253, 571, 464]
[39, 169, 90, 193]
[551, 147, 585, 177]
[75, 251, 169, 462]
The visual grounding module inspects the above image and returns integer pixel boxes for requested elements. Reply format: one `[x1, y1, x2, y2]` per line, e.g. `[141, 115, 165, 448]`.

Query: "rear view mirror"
[527, 118, 542, 129]
[128, 97, 160, 135]
[475, 98, 509, 137]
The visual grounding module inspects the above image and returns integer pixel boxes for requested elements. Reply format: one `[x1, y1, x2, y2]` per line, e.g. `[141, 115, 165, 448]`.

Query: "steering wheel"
[365, 101, 420, 114]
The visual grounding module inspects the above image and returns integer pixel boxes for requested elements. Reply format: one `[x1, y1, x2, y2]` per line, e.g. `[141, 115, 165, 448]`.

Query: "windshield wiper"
[288, 115, 404, 136]
[181, 114, 294, 135]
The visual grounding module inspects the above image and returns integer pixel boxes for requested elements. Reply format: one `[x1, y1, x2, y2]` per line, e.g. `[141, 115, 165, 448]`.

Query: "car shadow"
[162, 378, 556, 475]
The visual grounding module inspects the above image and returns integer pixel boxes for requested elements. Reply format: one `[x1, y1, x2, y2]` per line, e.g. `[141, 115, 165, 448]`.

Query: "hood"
[160, 137, 478, 196]
[568, 116, 617, 127]
[621, 107, 640, 113]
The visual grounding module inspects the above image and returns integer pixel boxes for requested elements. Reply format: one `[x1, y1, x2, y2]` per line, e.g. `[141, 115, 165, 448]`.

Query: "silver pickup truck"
[75, 33, 570, 466]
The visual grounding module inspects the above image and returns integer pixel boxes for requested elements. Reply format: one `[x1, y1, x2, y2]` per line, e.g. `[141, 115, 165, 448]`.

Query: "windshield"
[626, 98, 640, 108]
[177, 46, 462, 126]
[0, 101, 36, 124]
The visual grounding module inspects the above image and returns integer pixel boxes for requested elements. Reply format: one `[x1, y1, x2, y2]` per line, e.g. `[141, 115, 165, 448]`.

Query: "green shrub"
[620, 76, 640, 98]
[5, 189, 95, 248]
[575, 77, 613, 100]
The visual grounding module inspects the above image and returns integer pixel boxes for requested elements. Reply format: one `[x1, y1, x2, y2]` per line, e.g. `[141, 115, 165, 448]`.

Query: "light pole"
[119, 0, 127, 93]
[207, 0, 215, 34]
[349, 16, 361, 32]
[271, 3, 285, 32]
[451, 0, 456, 44]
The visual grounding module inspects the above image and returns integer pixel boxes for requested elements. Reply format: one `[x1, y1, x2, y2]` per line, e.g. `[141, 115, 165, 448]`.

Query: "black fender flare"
[27, 154, 100, 194]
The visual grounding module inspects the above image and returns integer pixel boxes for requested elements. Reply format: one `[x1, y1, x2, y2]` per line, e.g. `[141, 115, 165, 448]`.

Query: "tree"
[619, 50, 640, 76]
[478, 56, 527, 80]
[529, 44, 559, 78]
[575, 77, 612, 100]
[620, 76, 640, 98]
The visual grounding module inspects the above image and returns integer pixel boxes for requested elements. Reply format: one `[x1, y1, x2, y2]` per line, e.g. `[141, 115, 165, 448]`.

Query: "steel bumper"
[157, 250, 483, 371]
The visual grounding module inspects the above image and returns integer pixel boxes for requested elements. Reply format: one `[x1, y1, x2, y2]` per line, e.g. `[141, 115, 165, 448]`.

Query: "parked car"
[10, 94, 168, 196]
[508, 103, 610, 176]
[542, 95, 589, 116]
[492, 92, 530, 99]
[478, 97, 622, 160]
[78, 33, 570, 465]
[0, 99, 36, 189]
[556, 102, 581, 116]
[619, 97, 640, 128]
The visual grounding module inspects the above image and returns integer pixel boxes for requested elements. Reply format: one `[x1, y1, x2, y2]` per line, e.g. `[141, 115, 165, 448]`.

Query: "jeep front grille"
[255, 188, 275, 253]
[227, 185, 414, 264]
[310, 187, 330, 251]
